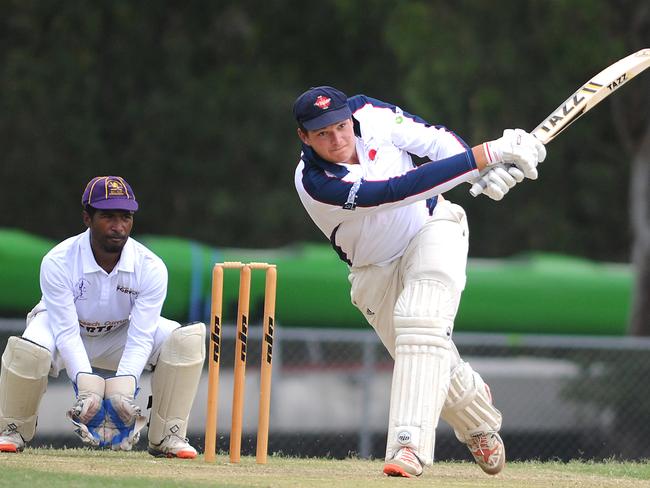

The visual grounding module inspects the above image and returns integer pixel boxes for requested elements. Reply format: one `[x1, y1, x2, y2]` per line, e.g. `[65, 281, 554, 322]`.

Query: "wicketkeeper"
[0, 176, 205, 458]
[293, 86, 546, 477]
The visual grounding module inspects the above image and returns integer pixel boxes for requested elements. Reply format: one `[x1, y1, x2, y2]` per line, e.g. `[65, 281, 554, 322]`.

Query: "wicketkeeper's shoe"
[383, 447, 423, 478]
[467, 432, 505, 475]
[0, 428, 25, 453]
[148, 434, 197, 459]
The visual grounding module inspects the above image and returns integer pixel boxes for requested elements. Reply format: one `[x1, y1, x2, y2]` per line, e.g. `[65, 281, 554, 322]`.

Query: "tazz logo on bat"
[538, 92, 588, 132]
[607, 73, 627, 91]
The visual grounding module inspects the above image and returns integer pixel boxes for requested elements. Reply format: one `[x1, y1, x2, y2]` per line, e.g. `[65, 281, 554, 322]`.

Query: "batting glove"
[482, 129, 546, 180]
[470, 164, 524, 201]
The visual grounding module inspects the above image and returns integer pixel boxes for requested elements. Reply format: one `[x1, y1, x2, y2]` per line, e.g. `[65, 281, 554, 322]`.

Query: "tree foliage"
[0, 1, 648, 330]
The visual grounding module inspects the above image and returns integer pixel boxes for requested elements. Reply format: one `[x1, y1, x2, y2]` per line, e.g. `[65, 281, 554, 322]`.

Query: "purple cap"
[81, 176, 138, 212]
[293, 86, 352, 131]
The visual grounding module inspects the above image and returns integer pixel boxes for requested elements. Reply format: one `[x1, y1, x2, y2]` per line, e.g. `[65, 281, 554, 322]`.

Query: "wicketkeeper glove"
[103, 375, 147, 451]
[66, 372, 106, 447]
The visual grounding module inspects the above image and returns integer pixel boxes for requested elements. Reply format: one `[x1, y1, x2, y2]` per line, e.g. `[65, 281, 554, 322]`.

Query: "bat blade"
[532, 48, 650, 144]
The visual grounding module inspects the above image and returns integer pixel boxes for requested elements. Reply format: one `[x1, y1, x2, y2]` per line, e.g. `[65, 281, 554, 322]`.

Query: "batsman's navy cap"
[293, 86, 352, 131]
[81, 176, 138, 212]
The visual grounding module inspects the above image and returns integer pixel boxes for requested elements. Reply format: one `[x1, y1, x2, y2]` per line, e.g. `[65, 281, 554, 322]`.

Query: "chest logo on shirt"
[117, 284, 140, 298]
[314, 96, 331, 109]
[73, 278, 89, 302]
[343, 179, 362, 210]
[368, 149, 377, 161]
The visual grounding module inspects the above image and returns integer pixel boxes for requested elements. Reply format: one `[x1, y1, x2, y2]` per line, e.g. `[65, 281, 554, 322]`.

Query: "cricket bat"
[471, 48, 650, 197]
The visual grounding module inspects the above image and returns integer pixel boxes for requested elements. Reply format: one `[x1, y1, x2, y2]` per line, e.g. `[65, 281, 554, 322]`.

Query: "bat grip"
[469, 179, 487, 197]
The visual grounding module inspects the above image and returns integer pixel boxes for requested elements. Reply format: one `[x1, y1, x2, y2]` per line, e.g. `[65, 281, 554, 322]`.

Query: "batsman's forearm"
[472, 145, 489, 171]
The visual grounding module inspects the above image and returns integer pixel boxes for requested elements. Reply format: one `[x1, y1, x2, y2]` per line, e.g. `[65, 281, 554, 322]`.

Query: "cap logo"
[314, 96, 331, 110]
[107, 180, 127, 197]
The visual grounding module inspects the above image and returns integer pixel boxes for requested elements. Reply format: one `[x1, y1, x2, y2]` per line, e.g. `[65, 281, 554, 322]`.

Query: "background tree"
[0, 1, 647, 332]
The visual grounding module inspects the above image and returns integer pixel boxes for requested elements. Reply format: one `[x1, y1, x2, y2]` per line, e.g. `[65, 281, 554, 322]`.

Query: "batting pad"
[440, 360, 502, 443]
[0, 337, 51, 441]
[148, 322, 205, 445]
[386, 280, 454, 465]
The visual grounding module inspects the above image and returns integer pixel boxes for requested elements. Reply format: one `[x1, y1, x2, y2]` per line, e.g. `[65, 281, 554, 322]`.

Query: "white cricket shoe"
[467, 432, 505, 475]
[148, 435, 197, 459]
[383, 447, 423, 478]
[0, 428, 25, 453]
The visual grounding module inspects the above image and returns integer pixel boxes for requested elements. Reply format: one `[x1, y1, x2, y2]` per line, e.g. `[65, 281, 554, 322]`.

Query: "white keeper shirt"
[37, 229, 168, 380]
[295, 95, 480, 267]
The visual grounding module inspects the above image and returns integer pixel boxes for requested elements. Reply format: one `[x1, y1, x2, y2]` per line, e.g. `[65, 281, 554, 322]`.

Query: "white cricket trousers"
[348, 198, 469, 366]
[22, 310, 179, 379]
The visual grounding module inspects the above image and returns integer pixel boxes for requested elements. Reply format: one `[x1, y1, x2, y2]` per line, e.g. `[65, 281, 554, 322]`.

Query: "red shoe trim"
[175, 449, 197, 459]
[383, 463, 412, 478]
[0, 443, 18, 453]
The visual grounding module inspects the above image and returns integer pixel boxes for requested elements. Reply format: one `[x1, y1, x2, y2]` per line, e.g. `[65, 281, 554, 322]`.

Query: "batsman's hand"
[67, 372, 106, 447]
[469, 164, 524, 201]
[103, 375, 147, 451]
[483, 129, 546, 180]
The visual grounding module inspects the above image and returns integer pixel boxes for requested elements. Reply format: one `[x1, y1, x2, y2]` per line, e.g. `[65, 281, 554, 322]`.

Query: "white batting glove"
[469, 164, 525, 201]
[67, 372, 106, 447]
[103, 375, 147, 451]
[482, 129, 546, 180]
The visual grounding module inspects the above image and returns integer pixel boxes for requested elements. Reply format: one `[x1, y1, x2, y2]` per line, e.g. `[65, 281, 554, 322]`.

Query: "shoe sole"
[383, 463, 415, 478]
[479, 454, 505, 475]
[148, 447, 196, 459]
[0, 443, 20, 453]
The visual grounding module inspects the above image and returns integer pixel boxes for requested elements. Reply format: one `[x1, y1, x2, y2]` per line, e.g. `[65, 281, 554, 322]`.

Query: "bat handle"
[469, 179, 487, 197]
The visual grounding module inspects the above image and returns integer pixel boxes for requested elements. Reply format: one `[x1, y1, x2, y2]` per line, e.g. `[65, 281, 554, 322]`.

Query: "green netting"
[0, 228, 632, 334]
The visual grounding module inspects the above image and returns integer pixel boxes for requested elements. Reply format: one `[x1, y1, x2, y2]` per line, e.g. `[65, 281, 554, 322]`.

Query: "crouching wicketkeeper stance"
[293, 87, 547, 477]
[0, 176, 205, 458]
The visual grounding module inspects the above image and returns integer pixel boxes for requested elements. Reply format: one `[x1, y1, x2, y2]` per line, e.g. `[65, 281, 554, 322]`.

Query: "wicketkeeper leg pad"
[385, 280, 454, 466]
[440, 360, 502, 443]
[0, 336, 51, 442]
[147, 322, 206, 445]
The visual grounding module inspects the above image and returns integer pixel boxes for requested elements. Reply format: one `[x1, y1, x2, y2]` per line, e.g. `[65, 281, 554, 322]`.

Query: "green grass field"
[1, 449, 650, 487]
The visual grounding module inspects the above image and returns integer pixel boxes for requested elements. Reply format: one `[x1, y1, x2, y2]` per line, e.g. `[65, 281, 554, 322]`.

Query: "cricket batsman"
[293, 86, 546, 477]
[0, 176, 205, 458]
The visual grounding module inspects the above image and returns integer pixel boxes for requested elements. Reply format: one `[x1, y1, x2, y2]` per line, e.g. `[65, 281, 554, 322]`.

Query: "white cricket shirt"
[295, 95, 480, 267]
[38, 229, 168, 380]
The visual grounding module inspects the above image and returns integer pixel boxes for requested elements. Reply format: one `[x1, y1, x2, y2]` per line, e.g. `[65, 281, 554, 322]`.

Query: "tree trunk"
[628, 125, 650, 335]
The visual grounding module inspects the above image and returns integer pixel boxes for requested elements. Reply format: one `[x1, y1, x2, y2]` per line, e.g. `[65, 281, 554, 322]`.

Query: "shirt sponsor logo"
[79, 318, 129, 335]
[117, 284, 140, 298]
[314, 96, 331, 109]
[343, 179, 362, 210]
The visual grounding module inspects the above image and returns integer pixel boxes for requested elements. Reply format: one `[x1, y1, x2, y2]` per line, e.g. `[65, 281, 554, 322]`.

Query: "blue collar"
[301, 143, 350, 178]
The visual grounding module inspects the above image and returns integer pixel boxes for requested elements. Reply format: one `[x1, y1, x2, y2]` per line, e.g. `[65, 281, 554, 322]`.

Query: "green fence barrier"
[0, 228, 632, 335]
